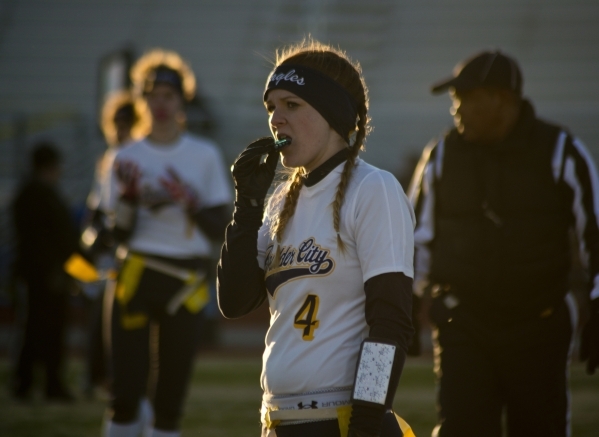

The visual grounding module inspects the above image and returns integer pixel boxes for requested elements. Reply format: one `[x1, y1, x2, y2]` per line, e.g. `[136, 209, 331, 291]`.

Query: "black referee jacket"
[409, 100, 599, 319]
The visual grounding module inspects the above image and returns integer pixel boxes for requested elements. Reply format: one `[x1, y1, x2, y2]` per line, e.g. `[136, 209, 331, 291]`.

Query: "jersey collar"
[304, 148, 350, 187]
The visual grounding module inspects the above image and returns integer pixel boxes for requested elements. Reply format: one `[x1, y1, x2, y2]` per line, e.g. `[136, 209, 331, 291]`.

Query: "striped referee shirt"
[409, 120, 599, 304]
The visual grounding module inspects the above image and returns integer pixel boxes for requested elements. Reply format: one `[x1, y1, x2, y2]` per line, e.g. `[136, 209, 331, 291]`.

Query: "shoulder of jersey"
[351, 159, 398, 189]
[114, 138, 146, 159]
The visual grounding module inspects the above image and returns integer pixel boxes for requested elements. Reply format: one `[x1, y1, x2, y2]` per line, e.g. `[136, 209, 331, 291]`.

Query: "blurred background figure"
[80, 91, 150, 398]
[101, 91, 151, 149]
[102, 48, 231, 437]
[409, 50, 599, 437]
[10, 141, 79, 402]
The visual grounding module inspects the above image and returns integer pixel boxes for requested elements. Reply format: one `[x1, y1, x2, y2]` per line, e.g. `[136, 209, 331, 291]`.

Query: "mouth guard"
[273, 138, 292, 150]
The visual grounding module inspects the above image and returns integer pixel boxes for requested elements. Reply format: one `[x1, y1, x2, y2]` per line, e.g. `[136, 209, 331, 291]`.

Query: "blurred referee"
[409, 50, 599, 437]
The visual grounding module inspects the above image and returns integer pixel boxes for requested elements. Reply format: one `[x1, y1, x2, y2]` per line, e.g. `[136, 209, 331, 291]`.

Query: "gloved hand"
[114, 160, 141, 202]
[348, 404, 385, 437]
[231, 137, 279, 208]
[348, 428, 378, 437]
[113, 160, 140, 237]
[159, 167, 201, 214]
[580, 298, 599, 375]
[428, 284, 459, 326]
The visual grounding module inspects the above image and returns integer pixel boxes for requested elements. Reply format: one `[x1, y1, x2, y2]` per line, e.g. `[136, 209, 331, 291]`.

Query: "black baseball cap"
[143, 65, 184, 96]
[431, 50, 523, 95]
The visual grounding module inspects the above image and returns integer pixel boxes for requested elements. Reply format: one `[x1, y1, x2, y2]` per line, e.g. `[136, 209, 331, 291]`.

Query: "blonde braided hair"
[269, 39, 371, 251]
[332, 102, 369, 251]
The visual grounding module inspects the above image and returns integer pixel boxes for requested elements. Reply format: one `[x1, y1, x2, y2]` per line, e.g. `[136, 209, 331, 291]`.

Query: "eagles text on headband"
[264, 64, 358, 143]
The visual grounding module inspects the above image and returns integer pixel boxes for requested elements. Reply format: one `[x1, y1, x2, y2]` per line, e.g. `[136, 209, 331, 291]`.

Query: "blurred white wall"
[0, 0, 598, 185]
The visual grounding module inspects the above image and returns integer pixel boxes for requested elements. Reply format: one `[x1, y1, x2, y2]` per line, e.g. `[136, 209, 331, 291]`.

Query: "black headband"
[264, 64, 358, 143]
[144, 67, 184, 96]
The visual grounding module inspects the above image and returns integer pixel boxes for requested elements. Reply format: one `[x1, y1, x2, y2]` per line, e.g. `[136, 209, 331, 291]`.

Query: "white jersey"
[86, 146, 121, 213]
[107, 134, 232, 258]
[257, 158, 415, 401]
[98, 147, 122, 213]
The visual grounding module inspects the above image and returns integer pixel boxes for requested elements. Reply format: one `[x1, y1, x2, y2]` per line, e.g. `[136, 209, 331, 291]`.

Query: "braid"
[271, 168, 305, 242]
[333, 102, 368, 252]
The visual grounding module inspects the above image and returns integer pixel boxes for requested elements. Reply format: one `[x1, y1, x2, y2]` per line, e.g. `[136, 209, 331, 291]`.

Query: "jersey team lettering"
[264, 237, 335, 298]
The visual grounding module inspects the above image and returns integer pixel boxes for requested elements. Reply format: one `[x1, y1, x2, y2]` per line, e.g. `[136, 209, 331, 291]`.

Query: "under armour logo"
[297, 401, 318, 409]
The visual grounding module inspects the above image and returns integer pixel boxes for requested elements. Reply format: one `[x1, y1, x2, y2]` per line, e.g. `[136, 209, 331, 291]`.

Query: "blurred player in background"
[81, 90, 150, 398]
[409, 50, 599, 437]
[102, 49, 231, 437]
[11, 142, 79, 402]
[88, 89, 151, 216]
[218, 40, 415, 437]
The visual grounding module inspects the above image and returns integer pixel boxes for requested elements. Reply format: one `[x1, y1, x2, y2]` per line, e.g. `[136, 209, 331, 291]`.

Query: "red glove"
[114, 160, 141, 202]
[159, 167, 201, 214]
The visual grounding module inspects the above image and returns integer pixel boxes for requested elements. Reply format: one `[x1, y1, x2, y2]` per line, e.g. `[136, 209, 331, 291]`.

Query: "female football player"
[82, 90, 150, 398]
[104, 49, 231, 437]
[218, 40, 416, 437]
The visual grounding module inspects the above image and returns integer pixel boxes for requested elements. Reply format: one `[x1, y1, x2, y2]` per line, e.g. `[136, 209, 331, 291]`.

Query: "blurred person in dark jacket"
[11, 141, 79, 402]
[409, 50, 599, 437]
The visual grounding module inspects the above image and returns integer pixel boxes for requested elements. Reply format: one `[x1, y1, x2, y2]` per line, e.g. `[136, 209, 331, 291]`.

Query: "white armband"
[351, 338, 397, 407]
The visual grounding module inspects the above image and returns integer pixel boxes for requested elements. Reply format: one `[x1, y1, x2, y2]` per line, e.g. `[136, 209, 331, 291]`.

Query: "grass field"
[0, 354, 598, 436]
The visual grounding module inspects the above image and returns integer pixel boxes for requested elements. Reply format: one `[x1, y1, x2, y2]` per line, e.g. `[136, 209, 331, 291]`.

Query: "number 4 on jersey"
[294, 294, 320, 341]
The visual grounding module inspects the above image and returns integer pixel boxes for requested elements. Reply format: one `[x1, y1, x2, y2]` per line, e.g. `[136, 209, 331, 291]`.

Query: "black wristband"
[235, 192, 266, 208]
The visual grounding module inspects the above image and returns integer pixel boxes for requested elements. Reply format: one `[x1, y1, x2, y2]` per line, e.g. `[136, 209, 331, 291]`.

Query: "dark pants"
[86, 288, 107, 389]
[432, 296, 575, 437]
[14, 279, 69, 397]
[110, 257, 202, 431]
[262, 412, 405, 437]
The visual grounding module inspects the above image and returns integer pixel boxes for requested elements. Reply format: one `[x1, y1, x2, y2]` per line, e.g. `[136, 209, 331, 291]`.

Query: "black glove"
[348, 404, 385, 437]
[232, 137, 279, 208]
[349, 411, 407, 437]
[428, 285, 459, 326]
[580, 298, 599, 375]
[348, 425, 379, 437]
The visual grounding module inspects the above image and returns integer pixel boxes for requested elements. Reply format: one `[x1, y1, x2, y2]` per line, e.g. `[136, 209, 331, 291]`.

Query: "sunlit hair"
[100, 90, 150, 147]
[269, 38, 371, 253]
[130, 48, 196, 101]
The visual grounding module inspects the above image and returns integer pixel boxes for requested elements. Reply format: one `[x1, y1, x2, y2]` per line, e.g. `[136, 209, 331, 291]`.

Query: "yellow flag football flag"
[63, 253, 106, 282]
